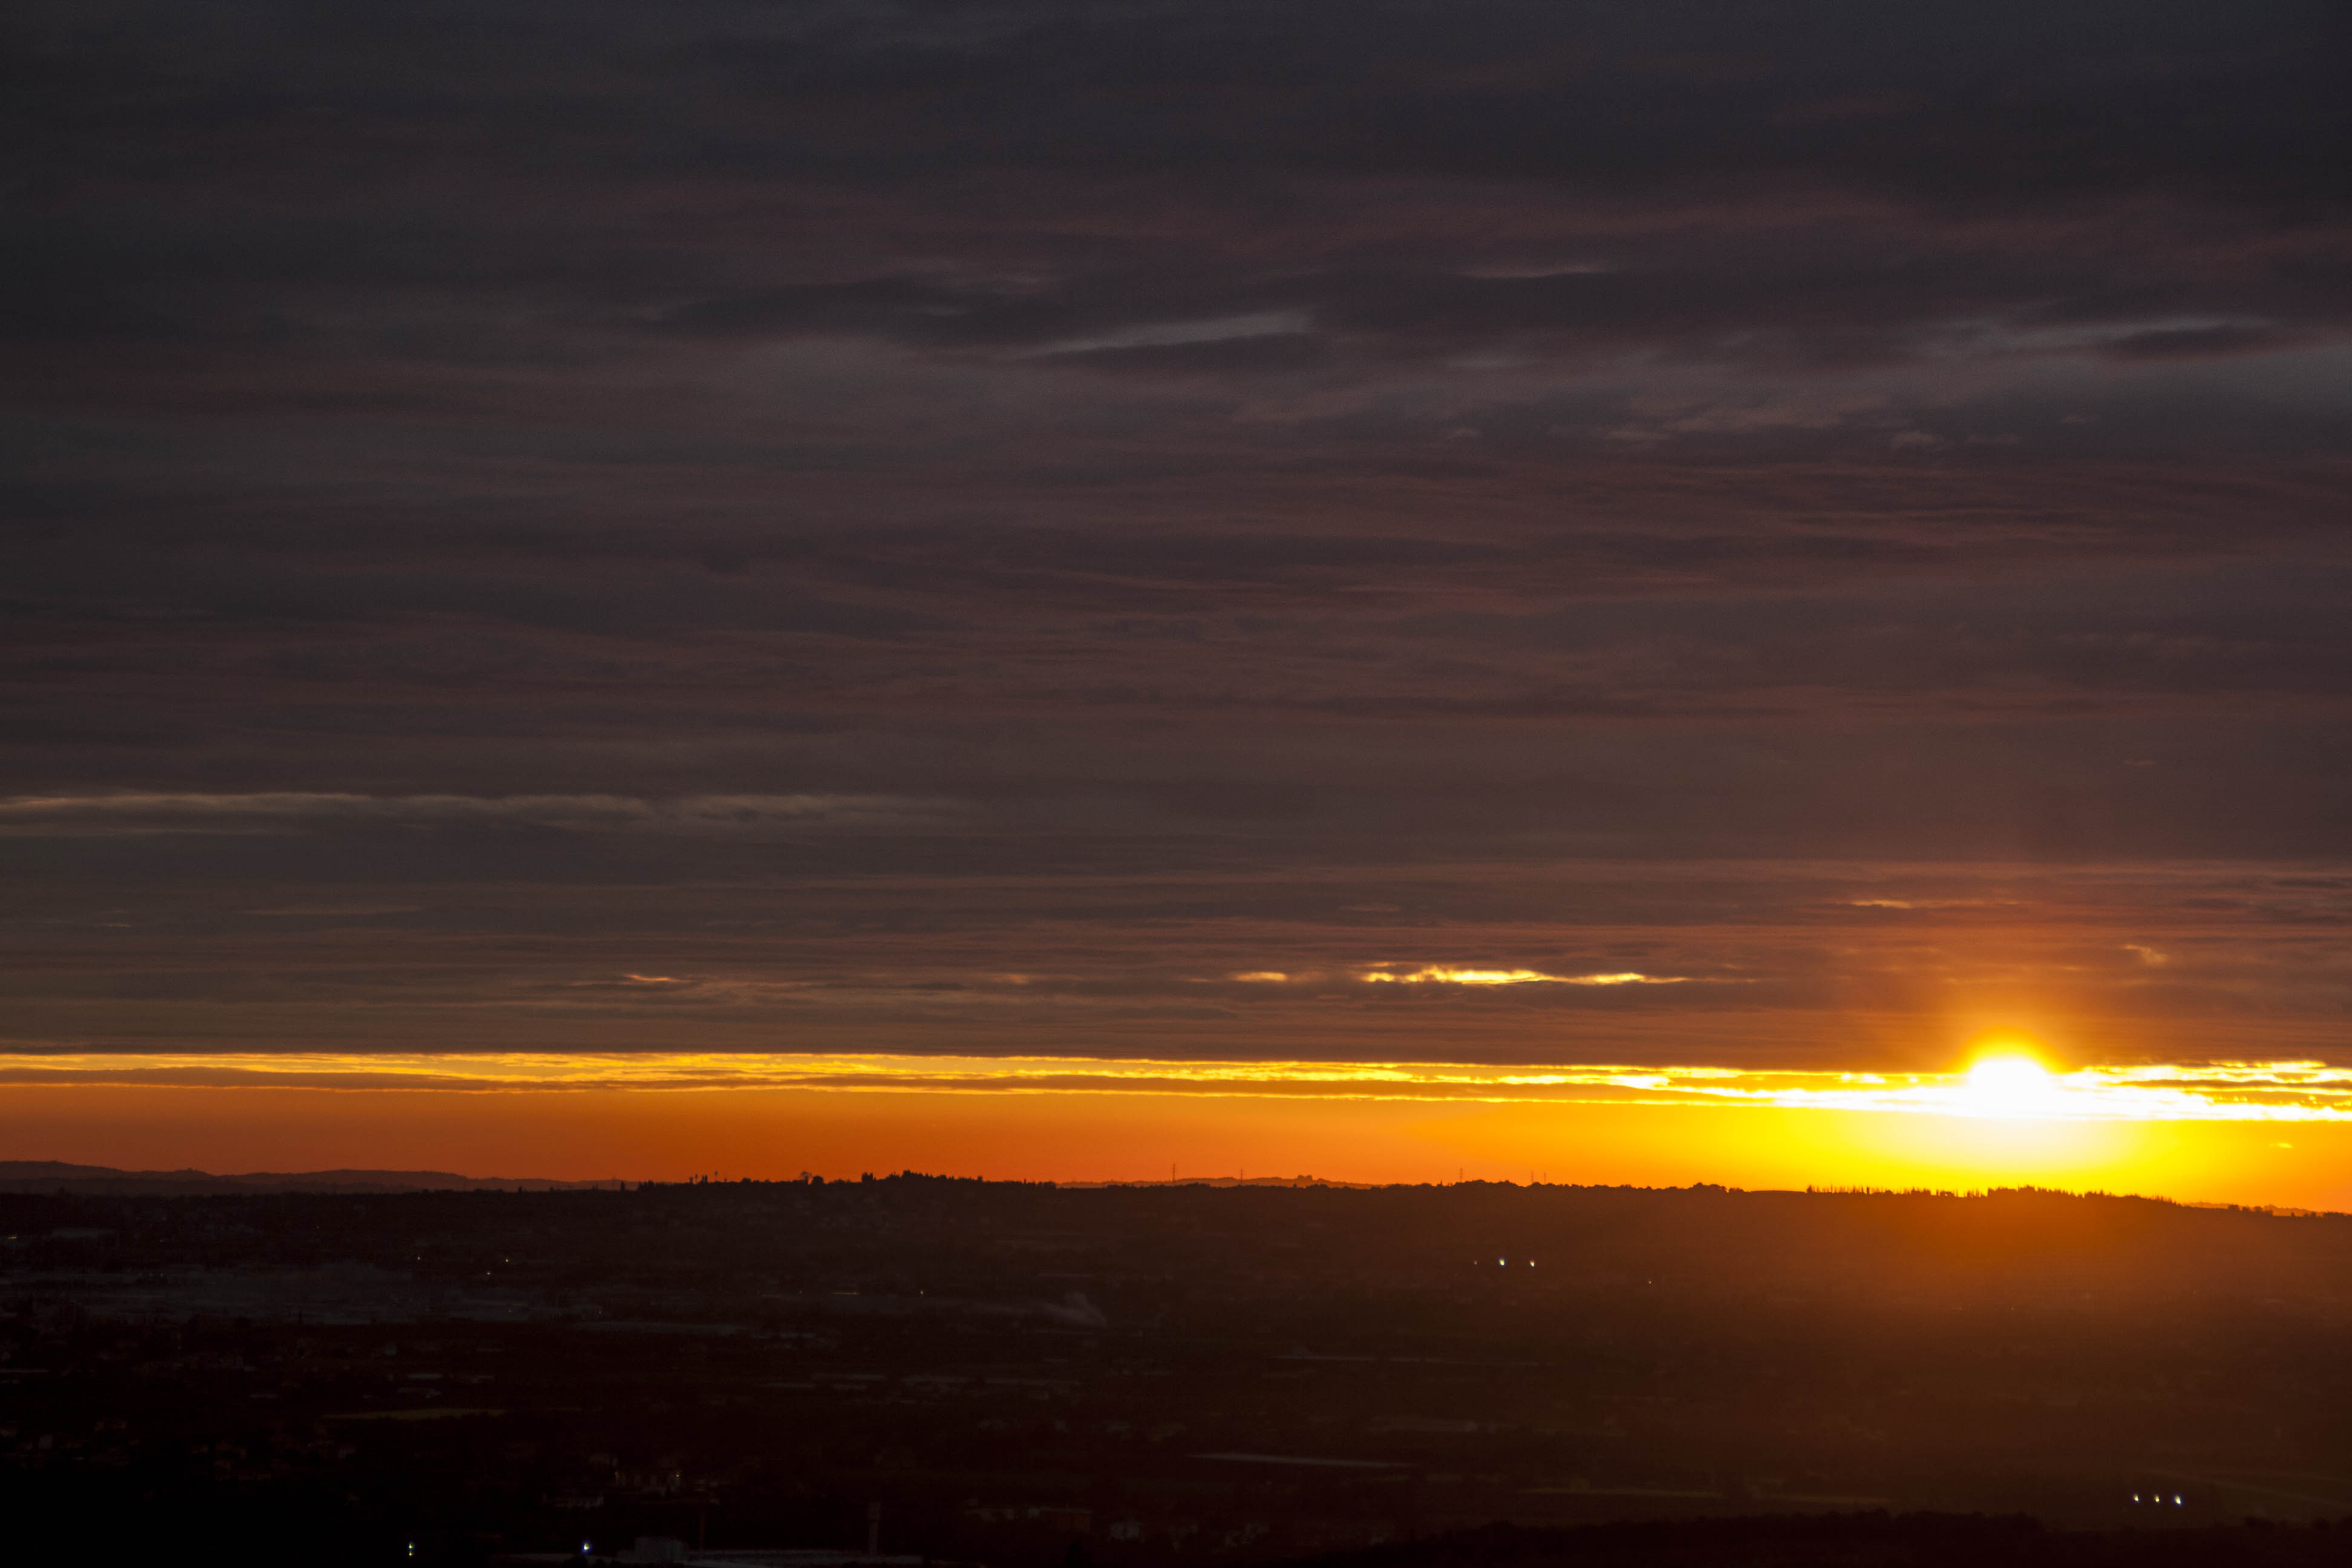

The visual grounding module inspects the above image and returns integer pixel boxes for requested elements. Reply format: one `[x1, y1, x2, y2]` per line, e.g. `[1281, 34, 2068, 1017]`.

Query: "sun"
[1967, 1052, 2055, 1106]
[1958, 1040, 2065, 1119]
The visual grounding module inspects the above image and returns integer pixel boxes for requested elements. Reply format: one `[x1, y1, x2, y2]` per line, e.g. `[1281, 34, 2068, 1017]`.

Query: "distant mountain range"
[0, 1160, 624, 1195]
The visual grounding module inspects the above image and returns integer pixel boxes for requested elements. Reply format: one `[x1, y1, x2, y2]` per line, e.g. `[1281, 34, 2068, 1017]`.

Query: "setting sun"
[1962, 1048, 2063, 1119]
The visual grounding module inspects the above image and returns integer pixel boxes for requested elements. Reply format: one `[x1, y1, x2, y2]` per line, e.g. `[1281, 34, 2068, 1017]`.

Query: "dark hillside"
[1284, 1517, 2352, 1568]
[2, 1180, 2348, 1564]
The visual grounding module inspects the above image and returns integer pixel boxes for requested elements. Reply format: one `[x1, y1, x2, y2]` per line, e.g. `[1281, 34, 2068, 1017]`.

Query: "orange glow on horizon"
[4, 1051, 2352, 1209]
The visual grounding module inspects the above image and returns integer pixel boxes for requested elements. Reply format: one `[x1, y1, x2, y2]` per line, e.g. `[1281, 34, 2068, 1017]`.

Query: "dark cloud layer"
[4, 1, 2350, 1066]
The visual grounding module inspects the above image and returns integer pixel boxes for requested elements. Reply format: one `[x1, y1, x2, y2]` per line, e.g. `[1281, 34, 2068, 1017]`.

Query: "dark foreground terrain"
[4, 1177, 2350, 1563]
[1297, 1517, 2352, 1568]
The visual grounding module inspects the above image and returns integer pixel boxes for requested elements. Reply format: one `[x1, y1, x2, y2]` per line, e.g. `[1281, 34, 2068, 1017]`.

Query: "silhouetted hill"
[0, 1159, 621, 1194]
[6, 1177, 2352, 1566]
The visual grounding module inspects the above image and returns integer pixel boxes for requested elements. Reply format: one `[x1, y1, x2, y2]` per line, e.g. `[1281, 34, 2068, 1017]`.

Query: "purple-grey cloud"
[3, 0, 2350, 1068]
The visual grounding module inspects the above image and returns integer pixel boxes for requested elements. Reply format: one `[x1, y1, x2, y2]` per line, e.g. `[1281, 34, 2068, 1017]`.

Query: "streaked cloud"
[6, 1051, 2351, 1124]
[1360, 967, 1690, 986]
[0, 792, 955, 836]
[6, 0, 2351, 1099]
[1033, 312, 1313, 358]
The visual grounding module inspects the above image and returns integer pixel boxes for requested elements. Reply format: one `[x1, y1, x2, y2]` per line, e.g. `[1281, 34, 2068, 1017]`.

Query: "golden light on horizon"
[5, 1049, 2352, 1117]
[7, 1050, 2352, 1207]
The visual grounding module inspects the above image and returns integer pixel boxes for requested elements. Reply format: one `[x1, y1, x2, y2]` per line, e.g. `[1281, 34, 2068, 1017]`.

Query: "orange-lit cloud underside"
[7, 1054, 2352, 1210]
[7, 1051, 2352, 1117]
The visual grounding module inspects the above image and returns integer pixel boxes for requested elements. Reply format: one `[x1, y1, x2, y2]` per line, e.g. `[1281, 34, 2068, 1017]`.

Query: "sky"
[6, 1, 2352, 1197]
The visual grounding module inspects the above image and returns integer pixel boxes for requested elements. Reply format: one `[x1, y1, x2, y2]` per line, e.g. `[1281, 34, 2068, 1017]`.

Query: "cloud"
[7, 0, 2352, 1073]
[0, 793, 956, 836]
[1032, 313, 1315, 358]
[7, 1050, 2352, 1124]
[2104, 323, 2296, 361]
[3, 857, 2349, 1065]
[1360, 967, 1691, 986]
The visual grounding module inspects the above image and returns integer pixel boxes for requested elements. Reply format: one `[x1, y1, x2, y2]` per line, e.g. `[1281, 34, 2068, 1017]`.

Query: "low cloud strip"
[3, 1053, 2350, 1122]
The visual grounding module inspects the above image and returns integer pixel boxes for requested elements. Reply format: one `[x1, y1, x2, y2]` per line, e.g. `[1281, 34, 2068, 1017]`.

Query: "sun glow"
[4, 1051, 2351, 1121]
[10, 1051, 2352, 1204]
[1961, 1052, 2063, 1119]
